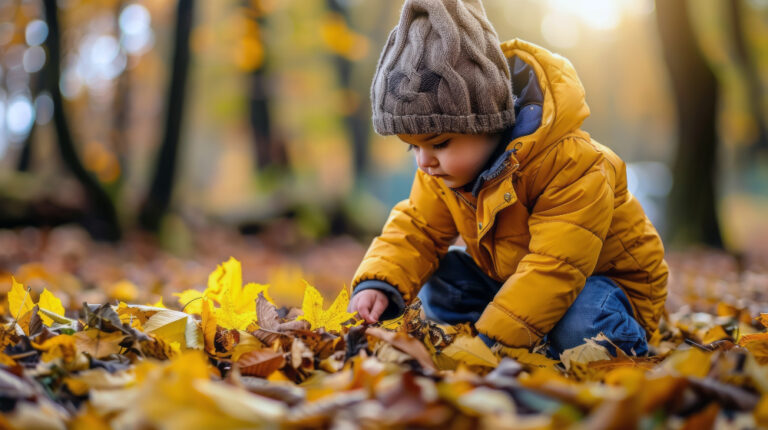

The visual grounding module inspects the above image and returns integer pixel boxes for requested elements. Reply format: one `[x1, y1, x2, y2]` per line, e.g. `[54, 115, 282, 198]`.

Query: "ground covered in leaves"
[1, 226, 768, 429]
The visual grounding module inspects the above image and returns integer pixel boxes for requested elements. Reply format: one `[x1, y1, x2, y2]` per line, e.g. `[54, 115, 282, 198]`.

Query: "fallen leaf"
[37, 288, 66, 326]
[201, 298, 217, 353]
[442, 335, 499, 369]
[740, 332, 768, 365]
[73, 329, 126, 358]
[297, 283, 357, 333]
[8, 277, 33, 320]
[560, 340, 612, 372]
[142, 309, 196, 350]
[702, 325, 730, 344]
[33, 334, 78, 363]
[17, 305, 41, 336]
[237, 349, 286, 377]
[175, 289, 204, 315]
[366, 327, 436, 372]
[497, 345, 558, 370]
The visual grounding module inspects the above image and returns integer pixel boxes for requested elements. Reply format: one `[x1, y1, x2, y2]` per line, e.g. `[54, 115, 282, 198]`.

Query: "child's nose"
[416, 150, 437, 170]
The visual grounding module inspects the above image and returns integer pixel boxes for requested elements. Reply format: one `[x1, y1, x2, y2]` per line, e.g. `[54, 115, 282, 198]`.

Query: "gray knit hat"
[371, 0, 515, 135]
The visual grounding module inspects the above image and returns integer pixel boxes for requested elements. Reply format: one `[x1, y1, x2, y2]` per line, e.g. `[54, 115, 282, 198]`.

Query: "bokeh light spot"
[23, 46, 46, 73]
[6, 95, 35, 137]
[25, 20, 49, 46]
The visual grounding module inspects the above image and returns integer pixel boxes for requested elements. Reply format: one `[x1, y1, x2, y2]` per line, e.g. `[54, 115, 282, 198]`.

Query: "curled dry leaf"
[366, 327, 436, 372]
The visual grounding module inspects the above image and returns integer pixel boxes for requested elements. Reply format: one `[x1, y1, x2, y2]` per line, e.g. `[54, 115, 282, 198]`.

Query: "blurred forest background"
[1, 0, 768, 300]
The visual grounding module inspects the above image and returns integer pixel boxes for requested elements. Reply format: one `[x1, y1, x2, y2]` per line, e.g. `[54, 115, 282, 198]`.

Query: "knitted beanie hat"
[371, 0, 515, 136]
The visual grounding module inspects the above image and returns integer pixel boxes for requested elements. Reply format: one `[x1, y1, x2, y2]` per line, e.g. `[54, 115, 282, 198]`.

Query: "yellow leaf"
[0, 352, 16, 366]
[441, 335, 499, 368]
[214, 302, 256, 331]
[142, 310, 191, 349]
[297, 283, 357, 332]
[204, 257, 242, 303]
[739, 332, 768, 365]
[661, 348, 712, 378]
[37, 288, 66, 326]
[8, 277, 33, 320]
[201, 298, 217, 354]
[702, 325, 730, 344]
[34, 334, 78, 363]
[148, 297, 166, 308]
[200, 258, 262, 330]
[175, 289, 204, 314]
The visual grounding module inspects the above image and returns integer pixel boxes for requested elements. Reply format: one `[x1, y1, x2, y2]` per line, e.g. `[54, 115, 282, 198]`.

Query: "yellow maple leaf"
[147, 297, 166, 309]
[8, 277, 33, 320]
[37, 288, 66, 326]
[204, 257, 242, 304]
[297, 283, 357, 332]
[175, 289, 204, 314]
[177, 258, 271, 329]
[201, 298, 217, 353]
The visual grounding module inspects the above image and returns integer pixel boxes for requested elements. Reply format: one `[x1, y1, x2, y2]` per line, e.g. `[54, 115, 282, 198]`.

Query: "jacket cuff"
[353, 280, 406, 320]
[476, 302, 544, 348]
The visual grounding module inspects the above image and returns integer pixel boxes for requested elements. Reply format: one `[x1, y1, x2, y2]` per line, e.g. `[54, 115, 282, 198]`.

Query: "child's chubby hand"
[348, 289, 389, 324]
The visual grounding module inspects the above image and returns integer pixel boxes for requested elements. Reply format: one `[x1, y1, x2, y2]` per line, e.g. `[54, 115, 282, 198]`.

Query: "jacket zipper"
[452, 189, 476, 211]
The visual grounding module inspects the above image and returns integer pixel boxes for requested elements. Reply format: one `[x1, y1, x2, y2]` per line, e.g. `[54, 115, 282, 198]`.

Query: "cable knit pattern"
[371, 0, 516, 135]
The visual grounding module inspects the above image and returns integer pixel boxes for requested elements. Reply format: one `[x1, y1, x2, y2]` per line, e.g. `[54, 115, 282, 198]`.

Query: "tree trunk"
[325, 0, 370, 181]
[247, 1, 286, 170]
[655, 0, 723, 248]
[42, 0, 121, 241]
[139, 0, 195, 232]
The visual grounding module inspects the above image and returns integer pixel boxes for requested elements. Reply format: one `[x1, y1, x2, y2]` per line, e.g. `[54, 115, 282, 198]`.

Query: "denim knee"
[546, 276, 648, 357]
[418, 249, 502, 325]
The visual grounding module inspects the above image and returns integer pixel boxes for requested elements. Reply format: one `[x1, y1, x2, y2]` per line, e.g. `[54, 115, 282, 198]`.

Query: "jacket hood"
[499, 39, 591, 165]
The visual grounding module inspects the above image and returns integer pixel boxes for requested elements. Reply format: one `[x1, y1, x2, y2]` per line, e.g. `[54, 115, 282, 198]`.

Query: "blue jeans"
[417, 249, 648, 357]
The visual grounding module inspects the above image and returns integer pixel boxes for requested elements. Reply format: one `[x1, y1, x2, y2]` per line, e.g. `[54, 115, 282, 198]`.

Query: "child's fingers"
[351, 294, 373, 321]
[369, 296, 388, 323]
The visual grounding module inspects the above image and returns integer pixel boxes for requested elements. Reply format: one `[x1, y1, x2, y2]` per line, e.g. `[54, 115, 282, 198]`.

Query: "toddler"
[349, 0, 668, 357]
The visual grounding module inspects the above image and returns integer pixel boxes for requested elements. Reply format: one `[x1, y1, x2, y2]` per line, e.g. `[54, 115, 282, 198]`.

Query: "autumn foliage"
[2, 256, 768, 429]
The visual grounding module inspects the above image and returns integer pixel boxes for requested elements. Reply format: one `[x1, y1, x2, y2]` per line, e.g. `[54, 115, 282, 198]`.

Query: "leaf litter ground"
[1, 227, 768, 429]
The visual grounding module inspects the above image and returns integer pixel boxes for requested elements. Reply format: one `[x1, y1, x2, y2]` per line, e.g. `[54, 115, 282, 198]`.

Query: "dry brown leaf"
[73, 329, 125, 359]
[366, 327, 436, 372]
[560, 340, 612, 372]
[291, 338, 314, 372]
[237, 349, 286, 377]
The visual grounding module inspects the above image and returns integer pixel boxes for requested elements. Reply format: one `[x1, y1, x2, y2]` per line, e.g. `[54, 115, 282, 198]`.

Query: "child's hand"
[349, 289, 389, 324]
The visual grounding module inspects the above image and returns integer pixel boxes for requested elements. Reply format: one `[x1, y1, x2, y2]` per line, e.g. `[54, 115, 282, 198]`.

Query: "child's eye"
[406, 144, 416, 152]
[433, 140, 449, 150]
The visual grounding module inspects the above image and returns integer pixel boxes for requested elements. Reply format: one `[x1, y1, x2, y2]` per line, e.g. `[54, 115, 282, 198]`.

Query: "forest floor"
[1, 224, 767, 429]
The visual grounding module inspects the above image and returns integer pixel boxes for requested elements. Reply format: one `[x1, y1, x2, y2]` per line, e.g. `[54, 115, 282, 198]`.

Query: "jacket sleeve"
[476, 142, 615, 347]
[352, 170, 458, 302]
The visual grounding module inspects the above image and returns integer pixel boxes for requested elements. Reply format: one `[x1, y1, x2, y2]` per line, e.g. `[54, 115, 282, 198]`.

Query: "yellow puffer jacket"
[352, 39, 669, 348]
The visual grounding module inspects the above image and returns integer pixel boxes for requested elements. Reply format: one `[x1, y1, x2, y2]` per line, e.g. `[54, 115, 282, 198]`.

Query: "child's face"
[399, 133, 499, 188]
